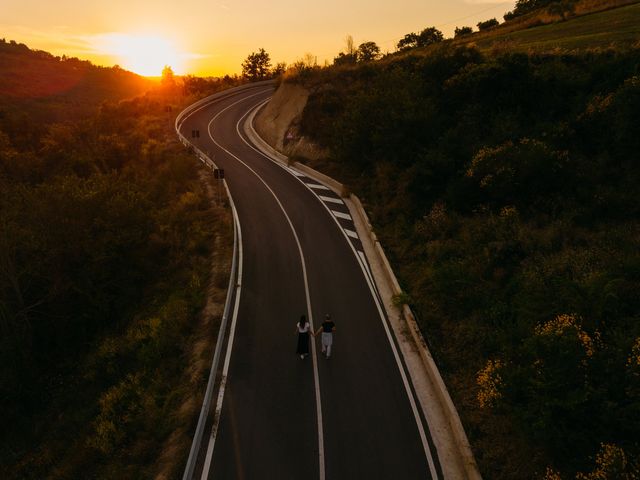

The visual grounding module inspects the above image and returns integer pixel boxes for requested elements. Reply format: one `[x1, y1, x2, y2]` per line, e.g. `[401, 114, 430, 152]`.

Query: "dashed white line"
[289, 168, 306, 177]
[307, 183, 330, 190]
[345, 229, 359, 239]
[332, 210, 352, 220]
[319, 195, 343, 205]
[219, 107, 326, 480]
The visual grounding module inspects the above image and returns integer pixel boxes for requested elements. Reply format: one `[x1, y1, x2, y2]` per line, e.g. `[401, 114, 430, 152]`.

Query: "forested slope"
[285, 41, 640, 480]
[0, 43, 231, 478]
[0, 39, 152, 124]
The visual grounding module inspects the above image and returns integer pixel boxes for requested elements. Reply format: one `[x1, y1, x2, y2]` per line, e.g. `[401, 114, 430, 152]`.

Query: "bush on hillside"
[294, 44, 640, 479]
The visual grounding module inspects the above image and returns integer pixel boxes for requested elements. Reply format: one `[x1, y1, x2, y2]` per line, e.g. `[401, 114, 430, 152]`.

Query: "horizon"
[2, 0, 515, 77]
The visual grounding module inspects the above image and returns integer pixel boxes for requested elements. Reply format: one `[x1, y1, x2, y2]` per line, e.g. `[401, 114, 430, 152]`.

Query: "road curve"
[179, 85, 443, 480]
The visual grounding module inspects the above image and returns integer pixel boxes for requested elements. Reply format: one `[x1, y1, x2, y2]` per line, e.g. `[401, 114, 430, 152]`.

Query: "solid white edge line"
[200, 95, 326, 480]
[240, 101, 440, 479]
[200, 185, 244, 480]
[177, 90, 264, 480]
[306, 183, 331, 190]
[357, 251, 375, 295]
[185, 92, 266, 480]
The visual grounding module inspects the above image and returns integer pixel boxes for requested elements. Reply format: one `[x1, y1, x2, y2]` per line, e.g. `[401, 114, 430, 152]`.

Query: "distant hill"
[0, 39, 153, 124]
[455, 0, 640, 52]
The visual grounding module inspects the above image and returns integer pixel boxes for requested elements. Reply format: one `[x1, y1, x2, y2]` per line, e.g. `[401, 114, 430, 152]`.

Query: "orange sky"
[1, 0, 515, 77]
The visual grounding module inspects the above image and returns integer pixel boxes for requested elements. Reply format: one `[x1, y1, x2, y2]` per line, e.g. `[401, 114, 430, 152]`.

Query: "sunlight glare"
[95, 33, 184, 76]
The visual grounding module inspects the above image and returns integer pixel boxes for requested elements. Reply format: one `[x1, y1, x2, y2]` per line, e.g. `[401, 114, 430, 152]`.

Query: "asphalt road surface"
[179, 85, 443, 480]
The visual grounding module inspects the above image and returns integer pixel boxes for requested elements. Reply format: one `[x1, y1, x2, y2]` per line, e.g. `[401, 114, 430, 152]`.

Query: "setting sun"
[93, 33, 184, 76]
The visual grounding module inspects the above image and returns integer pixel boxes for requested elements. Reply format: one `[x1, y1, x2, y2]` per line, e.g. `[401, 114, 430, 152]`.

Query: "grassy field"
[459, 2, 640, 51]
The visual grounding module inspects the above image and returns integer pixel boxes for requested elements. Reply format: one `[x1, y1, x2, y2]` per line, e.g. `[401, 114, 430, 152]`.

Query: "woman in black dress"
[296, 315, 310, 359]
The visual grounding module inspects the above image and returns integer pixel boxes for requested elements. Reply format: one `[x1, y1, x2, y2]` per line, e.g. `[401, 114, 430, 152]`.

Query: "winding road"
[178, 84, 443, 480]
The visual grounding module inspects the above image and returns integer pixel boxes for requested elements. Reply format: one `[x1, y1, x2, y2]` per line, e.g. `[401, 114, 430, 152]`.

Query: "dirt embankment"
[254, 82, 328, 162]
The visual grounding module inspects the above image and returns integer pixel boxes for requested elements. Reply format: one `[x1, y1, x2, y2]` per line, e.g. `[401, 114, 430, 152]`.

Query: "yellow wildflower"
[543, 466, 562, 480]
[576, 443, 628, 480]
[477, 359, 503, 409]
[627, 337, 640, 369]
[535, 314, 595, 358]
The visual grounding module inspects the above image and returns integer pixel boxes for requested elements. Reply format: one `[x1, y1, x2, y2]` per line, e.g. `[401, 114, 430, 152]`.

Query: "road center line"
[187, 92, 270, 480]
[239, 99, 440, 479]
[201, 95, 326, 480]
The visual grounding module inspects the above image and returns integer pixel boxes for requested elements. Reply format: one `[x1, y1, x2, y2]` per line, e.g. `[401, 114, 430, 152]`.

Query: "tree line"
[1, 63, 228, 477]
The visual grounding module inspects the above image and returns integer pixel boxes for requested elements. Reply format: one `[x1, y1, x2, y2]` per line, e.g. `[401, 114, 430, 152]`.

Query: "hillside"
[257, 5, 640, 479]
[0, 42, 229, 479]
[0, 39, 153, 140]
[456, 1, 640, 52]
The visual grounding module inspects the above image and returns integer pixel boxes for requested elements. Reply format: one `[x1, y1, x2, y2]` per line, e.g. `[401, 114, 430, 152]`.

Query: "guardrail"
[175, 81, 273, 480]
[175, 79, 276, 142]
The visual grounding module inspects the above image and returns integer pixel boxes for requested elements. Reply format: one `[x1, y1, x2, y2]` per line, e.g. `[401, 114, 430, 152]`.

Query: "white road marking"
[288, 168, 306, 177]
[345, 229, 359, 239]
[196, 95, 275, 480]
[357, 251, 375, 289]
[332, 210, 352, 221]
[307, 183, 330, 190]
[241, 100, 440, 479]
[319, 195, 343, 205]
[199, 100, 326, 480]
[201, 213, 243, 479]
[178, 90, 272, 480]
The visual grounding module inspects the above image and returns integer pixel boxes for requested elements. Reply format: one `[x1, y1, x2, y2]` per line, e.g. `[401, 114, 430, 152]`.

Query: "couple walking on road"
[296, 314, 336, 359]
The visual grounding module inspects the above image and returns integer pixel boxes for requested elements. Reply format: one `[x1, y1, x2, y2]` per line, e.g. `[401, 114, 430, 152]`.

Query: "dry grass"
[454, 0, 640, 49]
[454, 1, 640, 53]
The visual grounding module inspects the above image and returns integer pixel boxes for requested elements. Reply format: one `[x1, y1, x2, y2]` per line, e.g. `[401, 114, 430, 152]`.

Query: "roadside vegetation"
[279, 4, 640, 479]
[0, 40, 236, 479]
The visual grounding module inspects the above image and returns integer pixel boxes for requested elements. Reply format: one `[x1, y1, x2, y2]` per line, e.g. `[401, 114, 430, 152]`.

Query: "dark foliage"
[296, 44, 640, 479]
[478, 18, 500, 31]
[0, 43, 225, 478]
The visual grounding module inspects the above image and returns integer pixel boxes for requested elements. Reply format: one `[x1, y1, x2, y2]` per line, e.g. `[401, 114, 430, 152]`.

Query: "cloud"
[1, 24, 91, 52]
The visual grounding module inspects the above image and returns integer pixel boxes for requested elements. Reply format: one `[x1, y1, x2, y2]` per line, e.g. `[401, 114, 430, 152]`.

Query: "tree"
[454, 26, 473, 38]
[356, 41, 381, 62]
[505, 0, 557, 20]
[397, 33, 419, 51]
[334, 52, 357, 66]
[345, 34, 356, 57]
[161, 65, 176, 89]
[548, 0, 577, 21]
[335, 35, 358, 66]
[181, 75, 209, 96]
[272, 62, 287, 76]
[417, 27, 444, 46]
[241, 48, 272, 80]
[396, 27, 443, 52]
[302, 52, 317, 67]
[477, 18, 499, 31]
